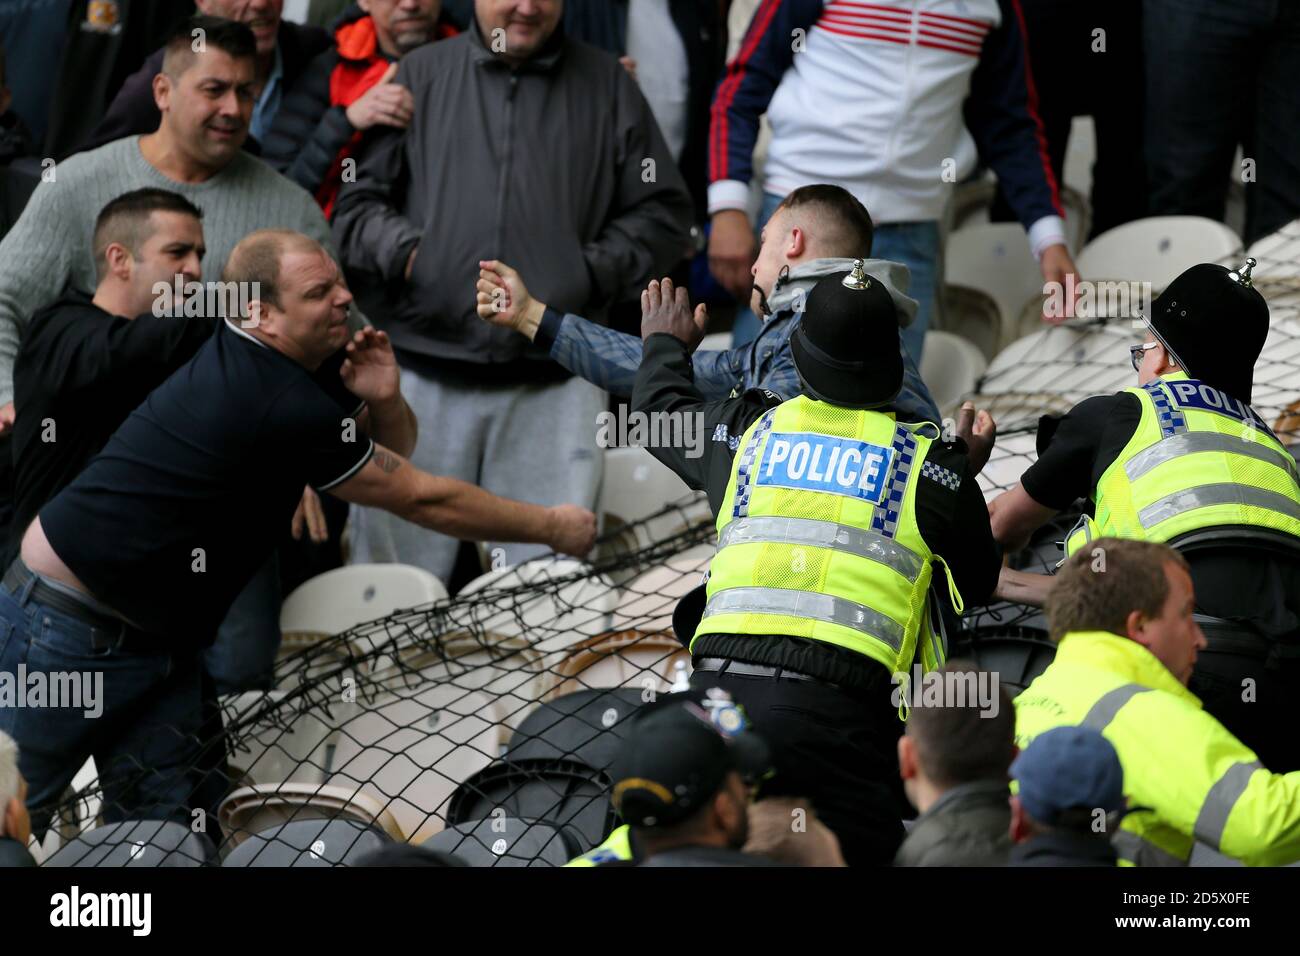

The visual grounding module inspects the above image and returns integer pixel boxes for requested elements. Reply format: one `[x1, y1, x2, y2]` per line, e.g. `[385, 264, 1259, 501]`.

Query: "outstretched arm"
[329, 444, 597, 557]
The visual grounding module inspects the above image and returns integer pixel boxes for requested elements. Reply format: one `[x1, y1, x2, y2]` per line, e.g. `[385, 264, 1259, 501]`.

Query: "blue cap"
[1011, 726, 1125, 825]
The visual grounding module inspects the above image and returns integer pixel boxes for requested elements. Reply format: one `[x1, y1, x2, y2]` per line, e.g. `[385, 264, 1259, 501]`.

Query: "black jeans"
[990, 0, 1148, 238]
[1144, 0, 1300, 245]
[1190, 632, 1300, 772]
[690, 664, 908, 866]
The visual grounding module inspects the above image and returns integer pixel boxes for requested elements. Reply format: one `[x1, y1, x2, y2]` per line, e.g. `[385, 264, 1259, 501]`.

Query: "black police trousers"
[1191, 626, 1300, 773]
[690, 663, 908, 866]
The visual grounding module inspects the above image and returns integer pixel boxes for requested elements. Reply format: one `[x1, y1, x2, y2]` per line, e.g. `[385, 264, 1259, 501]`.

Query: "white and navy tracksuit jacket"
[709, 0, 1066, 257]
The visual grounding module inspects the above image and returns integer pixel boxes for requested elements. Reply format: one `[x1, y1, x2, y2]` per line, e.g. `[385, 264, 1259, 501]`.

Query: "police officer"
[989, 258, 1300, 771]
[629, 265, 1000, 865]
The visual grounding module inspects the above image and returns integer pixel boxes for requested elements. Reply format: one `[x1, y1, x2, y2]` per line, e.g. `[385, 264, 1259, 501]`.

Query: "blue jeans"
[0, 574, 206, 838]
[733, 193, 938, 363]
[871, 221, 938, 364]
[1144, 0, 1300, 245]
[202, 555, 282, 696]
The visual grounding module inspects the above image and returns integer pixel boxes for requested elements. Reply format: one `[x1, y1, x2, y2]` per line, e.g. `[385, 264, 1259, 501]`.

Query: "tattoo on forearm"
[373, 448, 403, 473]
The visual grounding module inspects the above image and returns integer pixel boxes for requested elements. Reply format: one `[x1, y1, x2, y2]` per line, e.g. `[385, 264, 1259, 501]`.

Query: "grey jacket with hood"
[331, 19, 693, 369]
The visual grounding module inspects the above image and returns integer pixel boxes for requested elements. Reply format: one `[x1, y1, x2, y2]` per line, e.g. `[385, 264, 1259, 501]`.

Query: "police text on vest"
[758, 432, 894, 503]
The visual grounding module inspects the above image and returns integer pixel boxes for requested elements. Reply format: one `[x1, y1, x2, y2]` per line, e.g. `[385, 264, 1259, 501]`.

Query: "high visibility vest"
[695, 395, 963, 696]
[1015, 630, 1300, 867]
[564, 825, 633, 867]
[1065, 372, 1300, 556]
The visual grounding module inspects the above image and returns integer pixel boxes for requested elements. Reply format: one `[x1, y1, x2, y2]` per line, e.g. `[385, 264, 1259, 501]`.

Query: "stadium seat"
[222, 690, 346, 787]
[505, 687, 644, 770]
[218, 782, 404, 848]
[978, 323, 1134, 417]
[1246, 227, 1300, 285]
[937, 284, 1003, 360]
[544, 629, 690, 700]
[947, 626, 1057, 697]
[422, 816, 578, 867]
[919, 330, 988, 417]
[222, 818, 390, 867]
[1075, 216, 1242, 291]
[44, 820, 217, 867]
[446, 758, 615, 853]
[944, 223, 1044, 335]
[280, 563, 449, 658]
[325, 684, 504, 843]
[697, 331, 732, 352]
[451, 558, 621, 657]
[595, 445, 710, 570]
[609, 544, 713, 634]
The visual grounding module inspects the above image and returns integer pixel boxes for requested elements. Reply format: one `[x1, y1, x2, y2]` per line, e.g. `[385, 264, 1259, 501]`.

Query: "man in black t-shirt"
[0, 229, 596, 835]
[988, 261, 1300, 771]
[8, 188, 215, 569]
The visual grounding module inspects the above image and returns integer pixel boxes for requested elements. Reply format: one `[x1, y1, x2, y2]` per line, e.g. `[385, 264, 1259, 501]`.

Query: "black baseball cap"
[791, 261, 905, 409]
[610, 693, 771, 828]
[1145, 259, 1269, 403]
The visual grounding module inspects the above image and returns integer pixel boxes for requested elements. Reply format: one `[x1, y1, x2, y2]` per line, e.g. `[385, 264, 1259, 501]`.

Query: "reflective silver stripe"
[716, 516, 924, 581]
[701, 586, 904, 651]
[1193, 760, 1262, 850]
[1081, 683, 1152, 731]
[1139, 483, 1300, 530]
[1125, 432, 1300, 484]
[1112, 829, 1188, 867]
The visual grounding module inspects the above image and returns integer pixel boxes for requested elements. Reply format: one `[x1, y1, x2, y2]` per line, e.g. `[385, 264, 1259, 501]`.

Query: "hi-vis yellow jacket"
[565, 825, 633, 867]
[1065, 372, 1300, 556]
[694, 394, 962, 688]
[1015, 630, 1300, 866]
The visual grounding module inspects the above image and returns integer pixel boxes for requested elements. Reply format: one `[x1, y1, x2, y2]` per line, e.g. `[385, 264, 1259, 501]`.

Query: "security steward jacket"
[1015, 629, 1300, 867]
[631, 333, 998, 692]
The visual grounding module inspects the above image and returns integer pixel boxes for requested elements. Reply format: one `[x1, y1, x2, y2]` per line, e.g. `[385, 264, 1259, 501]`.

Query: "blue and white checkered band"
[1144, 381, 1187, 438]
[871, 423, 918, 539]
[921, 460, 962, 491]
[732, 408, 778, 519]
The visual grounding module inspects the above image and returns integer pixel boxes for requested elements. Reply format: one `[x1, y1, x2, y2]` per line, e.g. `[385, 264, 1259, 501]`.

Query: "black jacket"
[555, 0, 723, 222]
[82, 18, 331, 154]
[1008, 830, 1119, 867]
[894, 780, 1013, 867]
[261, 5, 385, 205]
[332, 21, 692, 368]
[0, 836, 37, 868]
[631, 332, 1001, 690]
[0, 112, 38, 245]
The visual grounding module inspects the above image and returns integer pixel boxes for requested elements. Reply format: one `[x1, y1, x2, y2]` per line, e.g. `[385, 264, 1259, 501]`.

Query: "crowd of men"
[0, 0, 1299, 868]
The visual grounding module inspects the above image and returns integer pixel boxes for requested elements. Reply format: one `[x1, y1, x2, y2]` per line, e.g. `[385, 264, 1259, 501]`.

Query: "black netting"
[33, 223, 1300, 867]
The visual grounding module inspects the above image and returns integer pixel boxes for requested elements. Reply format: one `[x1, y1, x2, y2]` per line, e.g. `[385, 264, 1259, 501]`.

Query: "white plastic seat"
[697, 332, 733, 352]
[326, 684, 505, 844]
[981, 323, 1134, 403]
[944, 223, 1044, 335]
[545, 629, 691, 700]
[450, 559, 620, 657]
[218, 782, 404, 849]
[280, 563, 449, 639]
[1076, 216, 1242, 291]
[938, 284, 1003, 360]
[919, 330, 989, 418]
[222, 690, 350, 788]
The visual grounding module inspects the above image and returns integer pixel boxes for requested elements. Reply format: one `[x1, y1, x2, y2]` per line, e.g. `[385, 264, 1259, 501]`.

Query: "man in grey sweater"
[0, 16, 343, 431]
[0, 17, 353, 694]
[333, 0, 693, 582]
